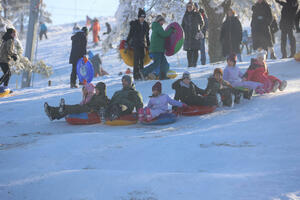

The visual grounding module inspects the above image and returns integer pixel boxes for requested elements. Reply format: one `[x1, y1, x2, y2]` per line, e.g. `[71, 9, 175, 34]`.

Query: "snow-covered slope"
[0, 22, 300, 200]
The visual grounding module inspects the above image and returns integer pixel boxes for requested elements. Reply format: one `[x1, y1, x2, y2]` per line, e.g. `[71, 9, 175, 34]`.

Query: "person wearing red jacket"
[92, 18, 100, 46]
[243, 52, 287, 93]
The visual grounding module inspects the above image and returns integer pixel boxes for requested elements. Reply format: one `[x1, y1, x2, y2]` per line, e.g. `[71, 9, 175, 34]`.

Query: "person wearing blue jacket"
[39, 22, 48, 40]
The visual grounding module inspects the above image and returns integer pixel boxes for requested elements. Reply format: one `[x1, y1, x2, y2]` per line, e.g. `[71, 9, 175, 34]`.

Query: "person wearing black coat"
[296, 10, 300, 32]
[126, 8, 150, 80]
[69, 27, 88, 88]
[251, 0, 273, 52]
[220, 8, 243, 61]
[182, 2, 204, 67]
[103, 22, 111, 35]
[275, 0, 298, 58]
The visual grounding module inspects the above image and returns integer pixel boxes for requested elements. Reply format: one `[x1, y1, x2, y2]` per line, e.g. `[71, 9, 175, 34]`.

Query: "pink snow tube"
[165, 22, 184, 56]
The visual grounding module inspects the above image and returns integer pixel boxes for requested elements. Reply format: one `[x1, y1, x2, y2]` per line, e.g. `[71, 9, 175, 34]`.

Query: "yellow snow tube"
[0, 89, 11, 97]
[104, 113, 138, 126]
[119, 40, 151, 67]
[167, 70, 178, 79]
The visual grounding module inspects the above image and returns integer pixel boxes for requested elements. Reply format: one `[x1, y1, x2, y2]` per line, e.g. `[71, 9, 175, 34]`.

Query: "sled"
[119, 40, 151, 67]
[0, 87, 12, 98]
[65, 112, 101, 125]
[167, 70, 178, 79]
[76, 56, 94, 83]
[175, 105, 217, 116]
[141, 112, 177, 125]
[165, 22, 184, 56]
[105, 113, 138, 126]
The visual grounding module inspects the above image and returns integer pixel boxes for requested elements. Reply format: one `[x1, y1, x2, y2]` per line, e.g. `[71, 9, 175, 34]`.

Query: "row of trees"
[103, 0, 281, 63]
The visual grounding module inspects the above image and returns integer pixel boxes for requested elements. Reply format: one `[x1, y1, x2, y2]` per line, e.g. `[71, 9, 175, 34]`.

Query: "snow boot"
[44, 102, 54, 121]
[279, 80, 287, 91]
[234, 92, 241, 104]
[244, 89, 254, 99]
[272, 81, 280, 93]
[109, 104, 121, 121]
[58, 98, 65, 114]
[138, 108, 144, 122]
[216, 94, 223, 107]
[145, 107, 152, 122]
[70, 84, 78, 88]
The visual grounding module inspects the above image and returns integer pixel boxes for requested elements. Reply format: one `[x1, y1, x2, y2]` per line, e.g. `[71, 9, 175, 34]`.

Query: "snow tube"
[165, 22, 184, 56]
[105, 113, 138, 126]
[76, 57, 94, 83]
[141, 113, 177, 125]
[119, 40, 151, 67]
[0, 87, 11, 98]
[295, 52, 300, 62]
[176, 105, 217, 116]
[65, 112, 101, 125]
[167, 70, 178, 79]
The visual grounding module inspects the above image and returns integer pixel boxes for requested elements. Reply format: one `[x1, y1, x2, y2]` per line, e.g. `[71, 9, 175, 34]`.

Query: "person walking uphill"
[220, 8, 243, 62]
[39, 22, 48, 40]
[126, 8, 150, 81]
[0, 28, 17, 91]
[275, 0, 298, 58]
[105, 75, 143, 120]
[92, 18, 100, 46]
[141, 15, 174, 80]
[182, 2, 204, 67]
[251, 0, 274, 52]
[69, 27, 88, 88]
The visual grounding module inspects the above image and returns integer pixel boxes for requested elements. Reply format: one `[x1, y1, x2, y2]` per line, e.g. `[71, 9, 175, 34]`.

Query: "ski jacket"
[126, 20, 150, 48]
[69, 31, 87, 64]
[147, 94, 182, 118]
[205, 76, 231, 96]
[0, 38, 14, 63]
[149, 22, 173, 53]
[80, 83, 95, 105]
[276, 0, 298, 30]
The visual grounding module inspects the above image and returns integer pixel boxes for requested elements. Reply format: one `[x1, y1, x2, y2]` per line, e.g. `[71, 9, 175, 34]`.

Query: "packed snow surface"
[0, 21, 300, 200]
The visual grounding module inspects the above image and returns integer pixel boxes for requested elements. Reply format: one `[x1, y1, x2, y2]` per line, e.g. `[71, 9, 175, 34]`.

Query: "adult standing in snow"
[182, 2, 204, 67]
[103, 22, 112, 35]
[251, 0, 274, 53]
[39, 22, 48, 40]
[275, 0, 298, 58]
[92, 18, 100, 46]
[105, 75, 143, 120]
[220, 8, 243, 62]
[296, 10, 300, 32]
[0, 28, 17, 90]
[269, 16, 279, 59]
[199, 7, 208, 65]
[126, 8, 150, 81]
[141, 15, 174, 80]
[69, 27, 88, 88]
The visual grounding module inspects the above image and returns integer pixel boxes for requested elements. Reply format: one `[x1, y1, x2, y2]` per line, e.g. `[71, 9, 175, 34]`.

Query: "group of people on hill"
[44, 51, 287, 122]
[220, 0, 299, 61]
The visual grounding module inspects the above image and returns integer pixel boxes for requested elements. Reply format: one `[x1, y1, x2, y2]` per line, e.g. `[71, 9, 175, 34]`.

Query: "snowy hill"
[0, 21, 300, 200]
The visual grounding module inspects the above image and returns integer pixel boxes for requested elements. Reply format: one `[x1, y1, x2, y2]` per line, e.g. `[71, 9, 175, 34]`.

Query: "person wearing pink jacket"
[80, 83, 95, 105]
[139, 81, 187, 121]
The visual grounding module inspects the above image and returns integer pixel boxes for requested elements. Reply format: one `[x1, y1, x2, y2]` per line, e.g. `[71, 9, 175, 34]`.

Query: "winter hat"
[122, 75, 132, 85]
[152, 81, 162, 93]
[227, 53, 237, 64]
[213, 68, 223, 76]
[138, 8, 146, 18]
[257, 51, 267, 60]
[194, 2, 199, 9]
[182, 71, 191, 80]
[186, 2, 194, 8]
[155, 15, 166, 23]
[95, 82, 106, 94]
[2, 28, 15, 41]
[81, 27, 88, 35]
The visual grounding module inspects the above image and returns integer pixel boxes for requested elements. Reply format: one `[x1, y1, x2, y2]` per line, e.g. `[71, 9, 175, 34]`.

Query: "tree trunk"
[200, 0, 231, 63]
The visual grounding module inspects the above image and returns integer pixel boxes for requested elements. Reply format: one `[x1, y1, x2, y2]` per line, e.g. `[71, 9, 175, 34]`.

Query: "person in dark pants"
[182, 2, 204, 67]
[251, 0, 274, 53]
[275, 0, 298, 58]
[126, 8, 150, 80]
[39, 22, 48, 40]
[199, 7, 208, 65]
[296, 10, 300, 32]
[44, 82, 109, 121]
[69, 27, 88, 88]
[0, 28, 17, 90]
[220, 8, 243, 62]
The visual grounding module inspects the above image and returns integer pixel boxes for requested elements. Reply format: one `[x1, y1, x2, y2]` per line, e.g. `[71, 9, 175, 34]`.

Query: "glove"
[12, 54, 17, 61]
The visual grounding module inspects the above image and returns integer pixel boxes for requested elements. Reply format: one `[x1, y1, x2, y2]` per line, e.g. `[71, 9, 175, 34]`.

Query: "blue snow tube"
[141, 113, 177, 125]
[76, 57, 94, 83]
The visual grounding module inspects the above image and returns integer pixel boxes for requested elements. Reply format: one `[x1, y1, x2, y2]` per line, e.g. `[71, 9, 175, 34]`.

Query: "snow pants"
[142, 52, 169, 80]
[133, 46, 145, 80]
[0, 63, 10, 87]
[49, 104, 90, 120]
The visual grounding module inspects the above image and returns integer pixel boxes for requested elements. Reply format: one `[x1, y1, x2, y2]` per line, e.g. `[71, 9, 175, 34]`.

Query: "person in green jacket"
[44, 82, 109, 121]
[105, 75, 143, 120]
[141, 15, 174, 80]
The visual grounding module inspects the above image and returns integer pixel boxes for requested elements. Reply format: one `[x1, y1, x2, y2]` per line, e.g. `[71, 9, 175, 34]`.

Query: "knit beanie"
[138, 8, 146, 18]
[122, 75, 132, 85]
[213, 68, 223, 76]
[182, 71, 191, 79]
[155, 15, 165, 23]
[95, 82, 106, 94]
[152, 81, 162, 93]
